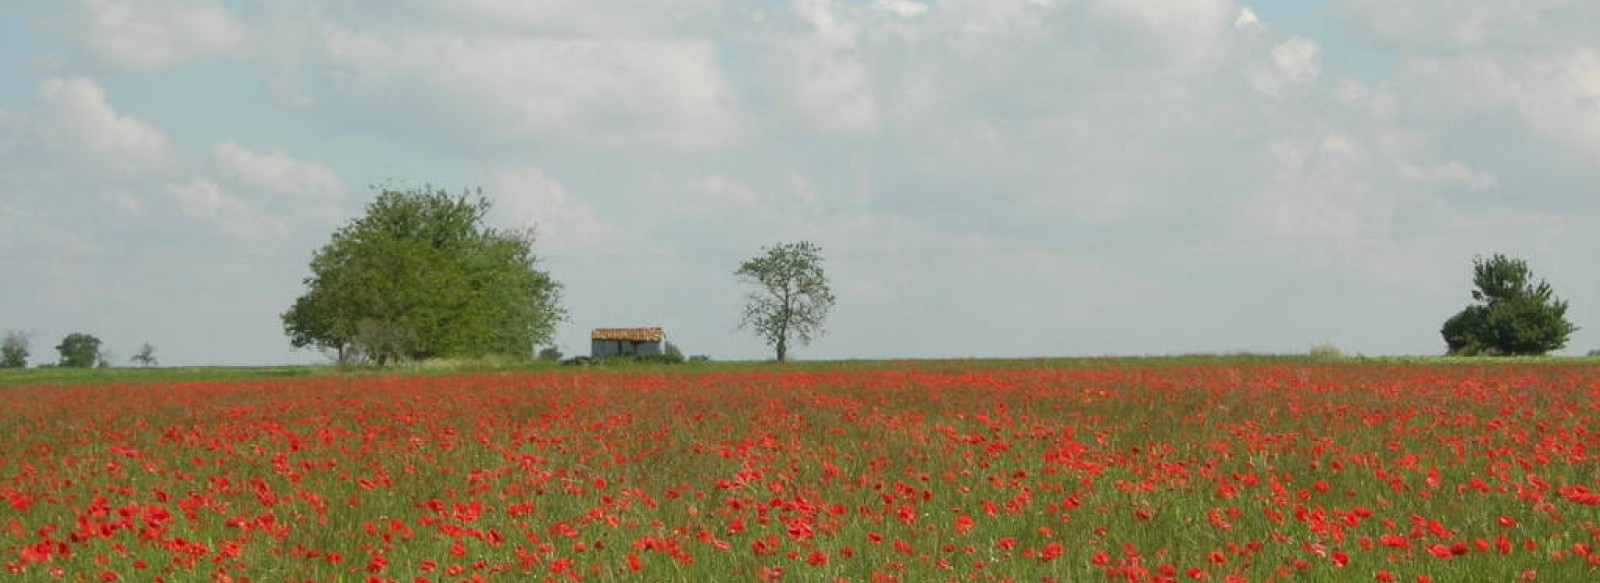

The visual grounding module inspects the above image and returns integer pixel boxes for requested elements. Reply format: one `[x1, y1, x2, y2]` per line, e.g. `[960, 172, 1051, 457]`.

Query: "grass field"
[3, 359, 1598, 582]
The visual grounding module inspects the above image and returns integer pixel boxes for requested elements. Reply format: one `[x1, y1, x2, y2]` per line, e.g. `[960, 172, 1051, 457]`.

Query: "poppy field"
[3, 362, 1599, 582]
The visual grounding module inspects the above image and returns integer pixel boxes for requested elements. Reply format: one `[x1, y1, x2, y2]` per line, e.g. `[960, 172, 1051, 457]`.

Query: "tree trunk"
[776, 337, 787, 363]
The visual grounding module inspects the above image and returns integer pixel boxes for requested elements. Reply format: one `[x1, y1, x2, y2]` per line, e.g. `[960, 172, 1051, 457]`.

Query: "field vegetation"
[2, 360, 1599, 582]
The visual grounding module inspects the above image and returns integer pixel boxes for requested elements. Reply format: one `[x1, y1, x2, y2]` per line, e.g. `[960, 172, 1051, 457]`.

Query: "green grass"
[0, 365, 321, 387]
[4, 353, 1598, 388]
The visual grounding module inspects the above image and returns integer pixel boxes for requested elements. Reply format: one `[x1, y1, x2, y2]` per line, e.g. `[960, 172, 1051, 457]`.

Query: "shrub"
[1442, 254, 1576, 356]
[55, 333, 102, 368]
[1308, 343, 1344, 360]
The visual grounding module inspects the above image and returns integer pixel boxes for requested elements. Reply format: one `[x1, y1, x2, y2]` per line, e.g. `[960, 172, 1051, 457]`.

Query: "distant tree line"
[0, 331, 158, 369]
[5, 187, 1584, 368]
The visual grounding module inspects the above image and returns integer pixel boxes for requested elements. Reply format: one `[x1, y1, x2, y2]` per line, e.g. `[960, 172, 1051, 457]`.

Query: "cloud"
[761, 0, 884, 134]
[484, 167, 622, 253]
[380, 0, 728, 35]
[167, 178, 288, 241]
[1341, 0, 1587, 49]
[1088, 0, 1238, 59]
[873, 0, 929, 18]
[317, 27, 745, 150]
[1249, 133, 1396, 242]
[1398, 161, 1498, 191]
[667, 172, 829, 223]
[1233, 6, 1263, 30]
[683, 174, 764, 209]
[1248, 37, 1322, 98]
[73, 0, 248, 70]
[213, 142, 342, 199]
[35, 77, 170, 175]
[211, 142, 346, 223]
[1396, 50, 1600, 159]
[7, 0, 1599, 362]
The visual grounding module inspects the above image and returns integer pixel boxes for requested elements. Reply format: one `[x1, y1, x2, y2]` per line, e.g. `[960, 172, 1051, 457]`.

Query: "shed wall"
[591, 339, 663, 358]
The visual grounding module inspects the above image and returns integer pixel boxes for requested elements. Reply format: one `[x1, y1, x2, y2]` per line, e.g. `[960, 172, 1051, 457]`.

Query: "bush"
[537, 346, 564, 362]
[55, 333, 102, 368]
[1442, 254, 1576, 356]
[1308, 343, 1344, 360]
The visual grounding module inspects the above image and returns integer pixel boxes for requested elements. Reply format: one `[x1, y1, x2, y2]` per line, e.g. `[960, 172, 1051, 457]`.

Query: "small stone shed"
[590, 327, 665, 358]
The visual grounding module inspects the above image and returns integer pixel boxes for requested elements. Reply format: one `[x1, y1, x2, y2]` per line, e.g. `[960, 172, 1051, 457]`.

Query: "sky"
[2, 0, 1597, 366]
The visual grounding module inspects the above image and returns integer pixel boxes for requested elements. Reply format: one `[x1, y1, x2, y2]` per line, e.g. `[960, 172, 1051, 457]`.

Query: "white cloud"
[1233, 6, 1263, 30]
[320, 28, 745, 150]
[1249, 37, 1322, 98]
[1342, 0, 1584, 49]
[168, 178, 287, 241]
[1248, 133, 1395, 242]
[1089, 0, 1238, 58]
[385, 0, 726, 35]
[684, 174, 764, 209]
[1399, 161, 1498, 191]
[484, 167, 621, 252]
[36, 77, 170, 174]
[1335, 79, 1399, 120]
[675, 172, 825, 218]
[1512, 51, 1600, 157]
[773, 0, 882, 134]
[783, 53, 882, 134]
[213, 142, 344, 203]
[1273, 38, 1322, 85]
[873, 0, 929, 18]
[5, 0, 1599, 362]
[1398, 50, 1600, 159]
[100, 189, 148, 218]
[74, 0, 248, 70]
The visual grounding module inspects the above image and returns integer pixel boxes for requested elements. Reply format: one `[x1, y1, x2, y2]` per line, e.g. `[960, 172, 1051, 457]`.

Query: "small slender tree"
[1442, 254, 1576, 356]
[735, 241, 836, 362]
[130, 342, 158, 367]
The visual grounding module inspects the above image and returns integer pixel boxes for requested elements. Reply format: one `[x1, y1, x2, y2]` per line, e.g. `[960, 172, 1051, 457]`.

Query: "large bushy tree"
[736, 241, 836, 362]
[1442, 254, 1576, 356]
[55, 332, 102, 368]
[283, 186, 563, 365]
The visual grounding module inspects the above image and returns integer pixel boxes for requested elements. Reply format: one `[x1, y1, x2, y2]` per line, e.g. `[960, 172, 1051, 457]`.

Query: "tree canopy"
[1, 331, 30, 368]
[736, 241, 836, 362]
[282, 186, 563, 365]
[55, 332, 102, 368]
[1442, 254, 1576, 356]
